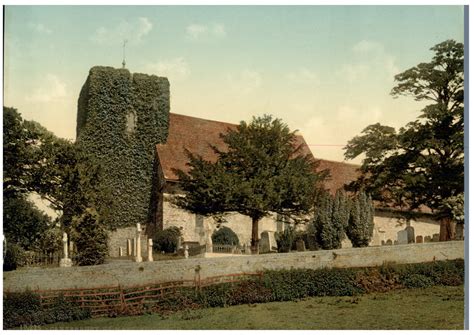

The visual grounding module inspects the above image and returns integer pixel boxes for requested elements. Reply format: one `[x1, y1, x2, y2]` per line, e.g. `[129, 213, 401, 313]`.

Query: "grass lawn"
[30, 285, 464, 330]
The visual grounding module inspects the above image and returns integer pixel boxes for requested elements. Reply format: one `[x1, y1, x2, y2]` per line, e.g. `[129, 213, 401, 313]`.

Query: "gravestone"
[416, 235, 423, 243]
[296, 239, 306, 252]
[424, 236, 432, 243]
[397, 230, 408, 244]
[147, 239, 153, 262]
[381, 240, 385, 246]
[405, 226, 415, 243]
[127, 239, 133, 256]
[432, 233, 440, 242]
[135, 223, 142, 263]
[260, 231, 277, 253]
[184, 245, 189, 259]
[386, 239, 393, 245]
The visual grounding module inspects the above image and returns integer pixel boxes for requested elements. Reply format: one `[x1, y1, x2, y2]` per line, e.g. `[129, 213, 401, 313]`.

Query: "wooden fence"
[35, 272, 263, 318]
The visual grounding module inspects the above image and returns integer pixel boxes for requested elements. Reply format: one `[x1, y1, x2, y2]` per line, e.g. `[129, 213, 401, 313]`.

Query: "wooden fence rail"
[34, 272, 263, 318]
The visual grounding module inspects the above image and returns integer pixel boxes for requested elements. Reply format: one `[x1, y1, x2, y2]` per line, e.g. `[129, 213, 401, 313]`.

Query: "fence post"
[194, 265, 201, 293]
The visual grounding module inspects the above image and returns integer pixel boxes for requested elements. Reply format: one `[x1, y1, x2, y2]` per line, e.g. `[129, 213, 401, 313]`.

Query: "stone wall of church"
[161, 195, 440, 249]
[161, 194, 284, 247]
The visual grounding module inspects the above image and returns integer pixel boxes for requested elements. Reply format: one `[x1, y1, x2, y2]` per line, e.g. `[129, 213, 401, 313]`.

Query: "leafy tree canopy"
[174, 115, 327, 252]
[344, 40, 464, 221]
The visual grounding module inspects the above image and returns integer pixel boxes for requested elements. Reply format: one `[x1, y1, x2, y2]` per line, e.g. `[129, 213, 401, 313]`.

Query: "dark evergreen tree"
[70, 208, 108, 266]
[346, 192, 374, 247]
[312, 190, 348, 250]
[174, 115, 327, 253]
[344, 40, 464, 241]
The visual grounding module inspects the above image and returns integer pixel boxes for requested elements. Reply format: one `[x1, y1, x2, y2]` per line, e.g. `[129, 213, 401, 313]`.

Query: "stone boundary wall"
[3, 241, 463, 292]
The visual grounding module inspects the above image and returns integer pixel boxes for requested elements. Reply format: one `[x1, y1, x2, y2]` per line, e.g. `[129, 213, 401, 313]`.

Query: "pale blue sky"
[4, 5, 465, 162]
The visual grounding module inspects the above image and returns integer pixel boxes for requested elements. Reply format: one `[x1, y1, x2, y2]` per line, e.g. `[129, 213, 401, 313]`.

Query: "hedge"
[3, 259, 464, 328]
[3, 291, 90, 329]
[76, 66, 170, 230]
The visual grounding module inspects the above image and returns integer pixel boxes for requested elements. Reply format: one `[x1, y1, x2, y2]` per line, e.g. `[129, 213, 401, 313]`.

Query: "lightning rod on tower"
[122, 39, 128, 69]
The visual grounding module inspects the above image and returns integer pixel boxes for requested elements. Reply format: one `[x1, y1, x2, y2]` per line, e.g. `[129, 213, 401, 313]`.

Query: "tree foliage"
[70, 208, 109, 266]
[3, 107, 110, 265]
[174, 115, 326, 253]
[346, 192, 374, 248]
[3, 195, 52, 250]
[344, 40, 464, 227]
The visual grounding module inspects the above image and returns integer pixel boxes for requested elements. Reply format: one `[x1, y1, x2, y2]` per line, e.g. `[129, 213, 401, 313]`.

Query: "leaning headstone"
[397, 230, 408, 244]
[296, 239, 306, 252]
[386, 239, 393, 245]
[416, 235, 423, 243]
[59, 232, 73, 267]
[424, 236, 432, 243]
[260, 231, 277, 253]
[432, 233, 440, 242]
[405, 226, 415, 243]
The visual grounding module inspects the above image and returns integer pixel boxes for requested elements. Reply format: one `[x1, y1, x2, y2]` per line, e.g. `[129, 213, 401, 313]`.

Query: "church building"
[75, 66, 440, 257]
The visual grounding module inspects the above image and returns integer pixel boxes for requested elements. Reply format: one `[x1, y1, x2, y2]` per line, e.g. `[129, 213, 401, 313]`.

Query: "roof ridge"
[170, 113, 237, 128]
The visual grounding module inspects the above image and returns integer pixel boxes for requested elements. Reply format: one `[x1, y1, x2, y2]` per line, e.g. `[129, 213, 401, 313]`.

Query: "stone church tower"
[76, 66, 170, 238]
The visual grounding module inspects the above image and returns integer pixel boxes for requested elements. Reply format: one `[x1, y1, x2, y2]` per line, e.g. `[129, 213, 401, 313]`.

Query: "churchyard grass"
[29, 285, 464, 330]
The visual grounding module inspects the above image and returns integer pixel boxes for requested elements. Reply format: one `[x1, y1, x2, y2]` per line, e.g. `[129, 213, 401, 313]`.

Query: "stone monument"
[59, 232, 73, 267]
[135, 223, 142, 262]
[147, 238, 153, 262]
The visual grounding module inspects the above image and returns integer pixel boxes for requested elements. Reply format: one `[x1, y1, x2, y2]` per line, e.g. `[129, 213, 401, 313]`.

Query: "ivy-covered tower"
[76, 66, 170, 230]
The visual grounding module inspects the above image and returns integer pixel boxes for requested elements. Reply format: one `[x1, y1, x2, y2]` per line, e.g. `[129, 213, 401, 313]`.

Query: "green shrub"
[153, 226, 182, 253]
[212, 227, 239, 246]
[3, 243, 24, 271]
[3, 291, 90, 329]
[275, 226, 296, 253]
[263, 268, 363, 301]
[400, 273, 434, 288]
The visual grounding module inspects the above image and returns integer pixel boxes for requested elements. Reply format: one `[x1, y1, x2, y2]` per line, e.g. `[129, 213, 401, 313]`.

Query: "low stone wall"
[3, 241, 463, 292]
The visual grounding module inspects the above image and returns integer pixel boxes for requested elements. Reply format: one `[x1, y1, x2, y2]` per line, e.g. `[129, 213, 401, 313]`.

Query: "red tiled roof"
[316, 159, 361, 195]
[156, 113, 433, 215]
[156, 113, 314, 181]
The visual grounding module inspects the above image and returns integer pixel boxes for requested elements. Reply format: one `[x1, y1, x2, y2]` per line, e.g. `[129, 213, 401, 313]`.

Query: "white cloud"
[91, 17, 153, 45]
[28, 22, 52, 34]
[28, 74, 67, 102]
[287, 68, 319, 84]
[338, 64, 369, 82]
[186, 23, 227, 39]
[339, 40, 399, 82]
[227, 69, 262, 94]
[145, 57, 190, 81]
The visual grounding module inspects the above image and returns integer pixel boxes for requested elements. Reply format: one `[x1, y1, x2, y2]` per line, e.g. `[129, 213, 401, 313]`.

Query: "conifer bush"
[211, 226, 239, 246]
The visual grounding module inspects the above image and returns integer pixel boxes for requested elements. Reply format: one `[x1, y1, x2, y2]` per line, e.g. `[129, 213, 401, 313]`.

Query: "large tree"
[174, 115, 326, 253]
[344, 40, 464, 240]
[3, 107, 110, 264]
